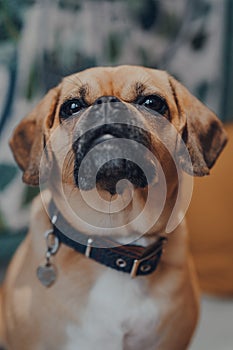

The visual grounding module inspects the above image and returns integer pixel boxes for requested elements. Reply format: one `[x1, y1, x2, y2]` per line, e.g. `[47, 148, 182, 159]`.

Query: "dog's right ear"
[9, 86, 60, 186]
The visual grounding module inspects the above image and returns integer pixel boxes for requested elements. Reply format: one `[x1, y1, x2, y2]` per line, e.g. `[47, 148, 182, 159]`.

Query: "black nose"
[94, 96, 121, 105]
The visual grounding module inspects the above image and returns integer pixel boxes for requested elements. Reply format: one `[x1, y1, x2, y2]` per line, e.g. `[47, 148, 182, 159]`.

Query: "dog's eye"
[60, 99, 84, 118]
[138, 95, 168, 115]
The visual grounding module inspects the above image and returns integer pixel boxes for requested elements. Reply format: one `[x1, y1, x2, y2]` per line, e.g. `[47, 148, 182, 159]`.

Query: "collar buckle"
[130, 240, 166, 278]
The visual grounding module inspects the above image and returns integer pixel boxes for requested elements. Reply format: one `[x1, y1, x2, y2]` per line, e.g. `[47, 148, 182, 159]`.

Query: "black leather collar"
[49, 201, 166, 277]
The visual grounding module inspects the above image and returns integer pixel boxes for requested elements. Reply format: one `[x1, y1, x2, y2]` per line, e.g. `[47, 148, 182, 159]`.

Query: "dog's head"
[9, 66, 227, 234]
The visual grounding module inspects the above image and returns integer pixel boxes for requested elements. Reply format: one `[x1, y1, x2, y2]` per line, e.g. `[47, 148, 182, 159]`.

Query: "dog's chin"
[74, 158, 148, 195]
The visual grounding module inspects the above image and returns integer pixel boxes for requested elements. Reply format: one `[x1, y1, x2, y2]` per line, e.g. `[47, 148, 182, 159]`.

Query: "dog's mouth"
[72, 124, 156, 195]
[90, 133, 115, 148]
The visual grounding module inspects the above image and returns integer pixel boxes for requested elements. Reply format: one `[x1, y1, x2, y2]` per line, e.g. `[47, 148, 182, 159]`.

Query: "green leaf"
[107, 33, 122, 63]
[0, 208, 6, 231]
[0, 230, 27, 262]
[0, 163, 18, 191]
[196, 81, 209, 103]
[22, 186, 40, 206]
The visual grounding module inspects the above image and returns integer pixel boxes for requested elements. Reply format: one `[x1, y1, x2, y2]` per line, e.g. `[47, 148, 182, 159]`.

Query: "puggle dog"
[0, 66, 227, 350]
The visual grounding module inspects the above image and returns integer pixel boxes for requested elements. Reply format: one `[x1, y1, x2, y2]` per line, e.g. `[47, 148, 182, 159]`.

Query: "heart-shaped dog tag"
[37, 263, 57, 287]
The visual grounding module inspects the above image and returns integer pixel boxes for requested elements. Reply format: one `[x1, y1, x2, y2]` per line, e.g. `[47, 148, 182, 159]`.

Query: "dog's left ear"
[9, 86, 60, 185]
[169, 76, 227, 176]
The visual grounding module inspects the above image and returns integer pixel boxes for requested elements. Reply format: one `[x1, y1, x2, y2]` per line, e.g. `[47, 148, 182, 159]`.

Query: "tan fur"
[187, 122, 233, 296]
[1, 66, 227, 349]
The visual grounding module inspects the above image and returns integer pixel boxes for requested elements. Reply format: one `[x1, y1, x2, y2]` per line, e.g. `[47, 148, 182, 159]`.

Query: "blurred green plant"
[191, 27, 208, 51]
[26, 60, 43, 100]
[107, 33, 122, 63]
[0, 230, 26, 263]
[192, 0, 212, 19]
[131, 0, 159, 31]
[0, 209, 6, 231]
[0, 163, 18, 191]
[58, 0, 82, 11]
[196, 81, 209, 102]
[0, 0, 23, 42]
[156, 11, 180, 39]
[22, 186, 40, 207]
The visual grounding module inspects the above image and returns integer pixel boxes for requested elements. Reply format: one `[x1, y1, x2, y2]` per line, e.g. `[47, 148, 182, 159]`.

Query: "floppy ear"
[169, 76, 227, 176]
[9, 86, 60, 185]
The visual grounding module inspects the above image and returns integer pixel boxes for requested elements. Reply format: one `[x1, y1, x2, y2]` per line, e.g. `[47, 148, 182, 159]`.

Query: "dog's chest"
[65, 270, 160, 350]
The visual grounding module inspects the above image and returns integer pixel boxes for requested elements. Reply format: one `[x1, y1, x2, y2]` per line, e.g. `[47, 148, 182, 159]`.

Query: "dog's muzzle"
[72, 97, 156, 194]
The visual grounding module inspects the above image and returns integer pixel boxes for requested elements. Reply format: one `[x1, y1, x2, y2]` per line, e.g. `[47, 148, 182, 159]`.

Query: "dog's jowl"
[0, 66, 227, 350]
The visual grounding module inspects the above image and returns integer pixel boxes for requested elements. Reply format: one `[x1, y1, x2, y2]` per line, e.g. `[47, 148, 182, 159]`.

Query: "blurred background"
[0, 0, 232, 349]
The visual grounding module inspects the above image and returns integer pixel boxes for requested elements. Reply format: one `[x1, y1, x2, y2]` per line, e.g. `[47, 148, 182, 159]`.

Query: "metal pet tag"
[37, 263, 57, 288]
[36, 226, 60, 288]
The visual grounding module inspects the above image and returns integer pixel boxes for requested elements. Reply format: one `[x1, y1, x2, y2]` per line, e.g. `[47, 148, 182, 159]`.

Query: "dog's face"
[10, 66, 227, 237]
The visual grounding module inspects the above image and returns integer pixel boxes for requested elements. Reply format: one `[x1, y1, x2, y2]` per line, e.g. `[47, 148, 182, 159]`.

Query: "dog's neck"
[47, 199, 167, 278]
[48, 197, 165, 249]
[39, 183, 187, 278]
[48, 180, 173, 245]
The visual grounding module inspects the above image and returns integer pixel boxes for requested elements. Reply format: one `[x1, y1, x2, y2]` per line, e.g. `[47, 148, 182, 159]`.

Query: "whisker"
[109, 194, 114, 228]
[62, 150, 75, 182]
[67, 183, 77, 199]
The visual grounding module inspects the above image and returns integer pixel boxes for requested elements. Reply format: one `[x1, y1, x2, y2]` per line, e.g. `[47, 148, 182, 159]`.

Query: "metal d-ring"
[44, 229, 59, 256]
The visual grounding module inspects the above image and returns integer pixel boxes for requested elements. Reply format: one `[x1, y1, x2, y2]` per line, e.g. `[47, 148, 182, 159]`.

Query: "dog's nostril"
[109, 96, 120, 103]
[94, 96, 120, 105]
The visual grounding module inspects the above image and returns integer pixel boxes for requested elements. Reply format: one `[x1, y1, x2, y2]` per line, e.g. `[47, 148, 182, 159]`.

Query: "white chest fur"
[65, 269, 161, 350]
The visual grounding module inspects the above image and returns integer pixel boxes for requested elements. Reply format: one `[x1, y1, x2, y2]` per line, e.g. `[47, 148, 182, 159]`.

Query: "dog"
[0, 66, 227, 350]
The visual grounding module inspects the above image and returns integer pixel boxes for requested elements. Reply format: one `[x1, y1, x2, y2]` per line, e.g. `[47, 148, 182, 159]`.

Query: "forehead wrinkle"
[113, 70, 158, 101]
[59, 84, 89, 105]
[63, 74, 85, 89]
[135, 82, 146, 96]
[133, 73, 174, 101]
[118, 81, 165, 102]
[79, 84, 88, 99]
[60, 75, 86, 101]
[81, 73, 114, 103]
